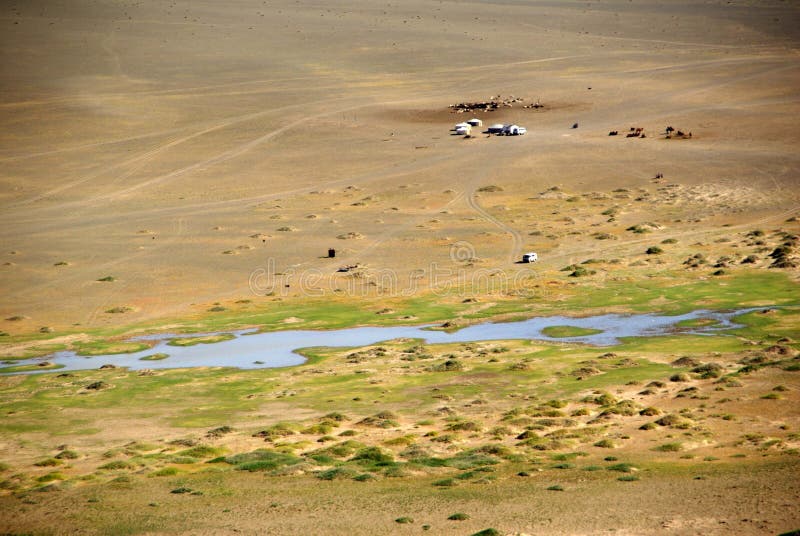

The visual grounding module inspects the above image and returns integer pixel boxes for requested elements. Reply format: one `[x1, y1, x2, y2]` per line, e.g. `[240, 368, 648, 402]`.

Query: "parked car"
[522, 252, 538, 263]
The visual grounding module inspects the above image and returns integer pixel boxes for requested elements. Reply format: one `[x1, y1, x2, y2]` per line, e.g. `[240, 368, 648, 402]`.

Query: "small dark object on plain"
[328, 248, 336, 258]
[572, 123, 579, 129]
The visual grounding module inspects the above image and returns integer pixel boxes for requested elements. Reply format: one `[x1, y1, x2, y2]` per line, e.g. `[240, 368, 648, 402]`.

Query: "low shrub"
[350, 447, 394, 466]
[37, 472, 66, 483]
[228, 450, 301, 472]
[670, 373, 691, 382]
[253, 423, 296, 440]
[607, 463, 635, 473]
[316, 467, 358, 481]
[150, 467, 180, 477]
[654, 442, 683, 452]
[99, 460, 134, 470]
[446, 420, 481, 432]
[178, 445, 225, 459]
[207, 426, 234, 438]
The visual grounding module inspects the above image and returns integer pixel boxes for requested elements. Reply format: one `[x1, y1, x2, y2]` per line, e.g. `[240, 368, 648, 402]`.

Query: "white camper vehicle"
[522, 252, 538, 263]
[503, 124, 526, 136]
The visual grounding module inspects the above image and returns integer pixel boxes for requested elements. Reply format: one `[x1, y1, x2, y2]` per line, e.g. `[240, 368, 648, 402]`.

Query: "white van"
[522, 252, 538, 263]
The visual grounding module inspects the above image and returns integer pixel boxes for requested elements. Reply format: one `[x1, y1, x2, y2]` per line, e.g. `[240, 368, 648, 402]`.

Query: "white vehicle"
[502, 124, 527, 136]
[522, 252, 538, 263]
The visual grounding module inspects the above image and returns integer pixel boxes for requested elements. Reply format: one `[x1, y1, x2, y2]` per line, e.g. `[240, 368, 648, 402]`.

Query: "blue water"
[2, 308, 755, 374]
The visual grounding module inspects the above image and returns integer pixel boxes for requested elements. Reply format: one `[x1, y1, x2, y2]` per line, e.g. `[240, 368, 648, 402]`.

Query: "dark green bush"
[350, 447, 394, 465]
[316, 467, 358, 480]
[228, 449, 301, 472]
[448, 512, 470, 520]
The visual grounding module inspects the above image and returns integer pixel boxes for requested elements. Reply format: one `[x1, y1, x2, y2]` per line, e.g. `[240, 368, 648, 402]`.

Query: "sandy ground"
[0, 462, 797, 535]
[0, 0, 799, 333]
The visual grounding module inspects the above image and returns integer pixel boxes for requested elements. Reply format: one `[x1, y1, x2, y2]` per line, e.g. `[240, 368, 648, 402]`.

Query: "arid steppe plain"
[0, 0, 799, 534]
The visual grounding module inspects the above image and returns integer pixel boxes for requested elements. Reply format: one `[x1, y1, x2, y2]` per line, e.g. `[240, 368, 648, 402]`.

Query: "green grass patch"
[36, 472, 66, 483]
[607, 463, 636, 473]
[168, 334, 235, 347]
[99, 460, 135, 470]
[226, 450, 302, 472]
[74, 341, 151, 356]
[177, 445, 226, 459]
[140, 353, 169, 361]
[541, 326, 603, 338]
[0, 362, 64, 374]
[675, 317, 721, 328]
[653, 442, 683, 452]
[149, 467, 181, 477]
[553, 271, 799, 315]
[317, 467, 358, 480]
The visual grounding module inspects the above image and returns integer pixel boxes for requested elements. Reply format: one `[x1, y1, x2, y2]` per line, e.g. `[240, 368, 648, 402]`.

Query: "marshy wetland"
[1, 308, 757, 374]
[1, 0, 800, 533]
[0, 283, 798, 534]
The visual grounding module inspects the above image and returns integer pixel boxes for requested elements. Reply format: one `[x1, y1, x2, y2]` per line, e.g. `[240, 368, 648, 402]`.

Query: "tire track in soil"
[466, 188, 524, 264]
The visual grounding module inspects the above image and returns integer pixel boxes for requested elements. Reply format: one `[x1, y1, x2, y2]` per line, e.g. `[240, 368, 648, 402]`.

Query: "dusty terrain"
[1, 0, 799, 534]
[1, 0, 799, 331]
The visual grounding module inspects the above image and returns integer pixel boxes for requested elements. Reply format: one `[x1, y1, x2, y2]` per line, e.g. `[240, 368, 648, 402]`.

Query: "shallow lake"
[4, 308, 756, 374]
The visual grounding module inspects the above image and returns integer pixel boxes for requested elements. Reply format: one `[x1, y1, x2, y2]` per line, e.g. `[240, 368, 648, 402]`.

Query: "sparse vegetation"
[0, 2, 799, 533]
[654, 442, 683, 452]
[542, 325, 603, 338]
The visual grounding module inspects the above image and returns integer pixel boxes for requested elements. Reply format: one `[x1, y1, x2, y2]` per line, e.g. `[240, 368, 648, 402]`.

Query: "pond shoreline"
[0, 307, 765, 375]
